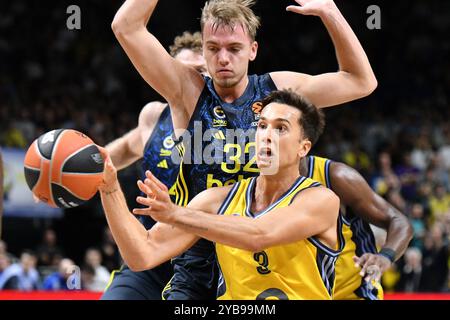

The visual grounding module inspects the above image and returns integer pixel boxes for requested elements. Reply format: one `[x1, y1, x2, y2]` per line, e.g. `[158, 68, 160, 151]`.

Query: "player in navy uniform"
[112, 0, 377, 299]
[101, 31, 206, 300]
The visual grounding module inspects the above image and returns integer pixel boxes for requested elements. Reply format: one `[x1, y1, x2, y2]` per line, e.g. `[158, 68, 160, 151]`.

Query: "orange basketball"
[24, 129, 104, 208]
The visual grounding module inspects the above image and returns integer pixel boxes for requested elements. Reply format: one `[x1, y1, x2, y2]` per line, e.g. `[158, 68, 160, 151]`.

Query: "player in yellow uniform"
[98, 89, 343, 299]
[299, 155, 412, 299]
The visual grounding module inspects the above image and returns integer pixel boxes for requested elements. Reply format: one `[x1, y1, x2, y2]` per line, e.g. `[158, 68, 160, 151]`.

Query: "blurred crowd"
[1, 0, 449, 293]
[0, 228, 121, 291]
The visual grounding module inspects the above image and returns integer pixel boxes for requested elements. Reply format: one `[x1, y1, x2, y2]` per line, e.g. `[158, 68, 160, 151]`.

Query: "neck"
[299, 157, 309, 176]
[253, 164, 301, 211]
[213, 75, 249, 103]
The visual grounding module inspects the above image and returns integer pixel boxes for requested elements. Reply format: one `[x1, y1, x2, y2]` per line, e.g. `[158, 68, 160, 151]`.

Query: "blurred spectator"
[409, 203, 427, 250]
[100, 227, 121, 273]
[420, 223, 449, 292]
[0, 253, 16, 289]
[0, 250, 40, 290]
[396, 247, 423, 292]
[395, 153, 421, 202]
[80, 264, 96, 291]
[371, 151, 406, 211]
[36, 228, 64, 267]
[84, 248, 110, 291]
[429, 184, 450, 223]
[42, 258, 77, 291]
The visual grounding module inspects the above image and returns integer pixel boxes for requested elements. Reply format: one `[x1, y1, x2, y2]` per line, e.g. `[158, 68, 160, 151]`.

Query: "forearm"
[105, 136, 140, 171]
[112, 0, 159, 34]
[320, 4, 376, 87]
[381, 209, 413, 261]
[170, 207, 265, 252]
[100, 181, 152, 270]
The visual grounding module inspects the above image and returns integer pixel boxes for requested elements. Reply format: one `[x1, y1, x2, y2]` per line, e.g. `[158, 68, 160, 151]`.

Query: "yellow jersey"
[306, 155, 383, 300]
[216, 176, 344, 300]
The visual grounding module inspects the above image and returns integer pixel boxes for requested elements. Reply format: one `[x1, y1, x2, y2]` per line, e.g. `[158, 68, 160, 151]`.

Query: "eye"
[276, 125, 287, 133]
[230, 47, 240, 53]
[208, 46, 218, 53]
[258, 122, 267, 129]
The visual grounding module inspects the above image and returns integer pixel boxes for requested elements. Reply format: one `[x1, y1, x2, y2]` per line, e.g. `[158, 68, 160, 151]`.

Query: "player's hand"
[286, 0, 337, 17]
[133, 170, 176, 223]
[97, 146, 118, 191]
[353, 253, 391, 284]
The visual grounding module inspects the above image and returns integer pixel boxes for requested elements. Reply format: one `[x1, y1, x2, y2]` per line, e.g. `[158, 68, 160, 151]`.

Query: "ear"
[298, 140, 312, 159]
[249, 41, 258, 61]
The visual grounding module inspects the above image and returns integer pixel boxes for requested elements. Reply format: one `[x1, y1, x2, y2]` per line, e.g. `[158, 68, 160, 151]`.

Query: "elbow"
[111, 15, 138, 38]
[127, 256, 155, 272]
[359, 73, 378, 97]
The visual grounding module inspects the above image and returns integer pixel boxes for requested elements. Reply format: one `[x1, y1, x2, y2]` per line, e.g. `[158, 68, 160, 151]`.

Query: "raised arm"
[111, 0, 204, 127]
[329, 162, 413, 279]
[105, 102, 166, 170]
[136, 172, 340, 252]
[271, 0, 377, 108]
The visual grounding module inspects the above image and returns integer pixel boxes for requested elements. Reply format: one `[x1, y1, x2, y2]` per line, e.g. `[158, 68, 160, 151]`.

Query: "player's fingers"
[137, 180, 153, 197]
[286, 6, 306, 14]
[144, 178, 164, 198]
[132, 208, 151, 216]
[353, 255, 361, 267]
[145, 170, 168, 192]
[136, 196, 154, 206]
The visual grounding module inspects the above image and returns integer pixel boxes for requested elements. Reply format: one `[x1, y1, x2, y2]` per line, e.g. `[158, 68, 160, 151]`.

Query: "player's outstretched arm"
[98, 148, 199, 272]
[136, 172, 340, 252]
[111, 0, 203, 123]
[271, 0, 377, 108]
[105, 102, 166, 170]
[329, 162, 413, 281]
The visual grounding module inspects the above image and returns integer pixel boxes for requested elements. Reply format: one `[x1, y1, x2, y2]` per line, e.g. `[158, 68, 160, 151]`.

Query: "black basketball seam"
[32, 141, 44, 193]
[53, 182, 91, 201]
[24, 165, 40, 171]
[37, 129, 62, 160]
[59, 143, 98, 177]
[49, 129, 66, 204]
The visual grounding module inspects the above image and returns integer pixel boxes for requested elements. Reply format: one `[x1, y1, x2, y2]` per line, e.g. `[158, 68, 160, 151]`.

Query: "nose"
[217, 48, 230, 66]
[259, 126, 273, 144]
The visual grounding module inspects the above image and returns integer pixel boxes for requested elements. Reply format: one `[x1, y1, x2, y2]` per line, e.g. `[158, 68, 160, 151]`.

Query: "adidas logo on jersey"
[157, 160, 168, 169]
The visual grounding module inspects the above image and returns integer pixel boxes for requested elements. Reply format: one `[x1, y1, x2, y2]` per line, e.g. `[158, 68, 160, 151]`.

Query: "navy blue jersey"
[174, 74, 277, 206]
[139, 105, 179, 230]
[165, 74, 277, 300]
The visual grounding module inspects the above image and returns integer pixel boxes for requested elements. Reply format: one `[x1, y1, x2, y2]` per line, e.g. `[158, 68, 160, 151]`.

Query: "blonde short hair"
[169, 31, 203, 57]
[201, 0, 260, 41]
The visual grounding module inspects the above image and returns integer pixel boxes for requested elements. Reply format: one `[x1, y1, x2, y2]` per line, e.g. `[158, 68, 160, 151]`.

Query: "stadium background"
[0, 0, 449, 297]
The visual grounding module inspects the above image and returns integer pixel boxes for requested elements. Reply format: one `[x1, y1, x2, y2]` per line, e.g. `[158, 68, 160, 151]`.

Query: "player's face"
[256, 103, 311, 175]
[175, 49, 208, 76]
[203, 20, 258, 88]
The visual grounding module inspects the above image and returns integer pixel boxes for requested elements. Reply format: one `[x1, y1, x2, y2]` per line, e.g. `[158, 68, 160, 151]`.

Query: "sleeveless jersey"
[216, 176, 344, 300]
[306, 155, 383, 300]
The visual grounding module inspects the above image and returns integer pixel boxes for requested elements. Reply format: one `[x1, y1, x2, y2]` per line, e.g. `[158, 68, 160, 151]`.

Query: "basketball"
[23, 129, 105, 208]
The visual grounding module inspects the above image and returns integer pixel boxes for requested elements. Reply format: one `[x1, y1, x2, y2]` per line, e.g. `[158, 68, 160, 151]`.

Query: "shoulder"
[138, 101, 168, 128]
[292, 185, 339, 213]
[188, 185, 235, 213]
[329, 161, 367, 186]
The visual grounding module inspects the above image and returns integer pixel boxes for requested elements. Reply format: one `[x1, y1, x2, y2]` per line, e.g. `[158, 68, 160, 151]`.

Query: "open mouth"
[258, 147, 272, 157]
